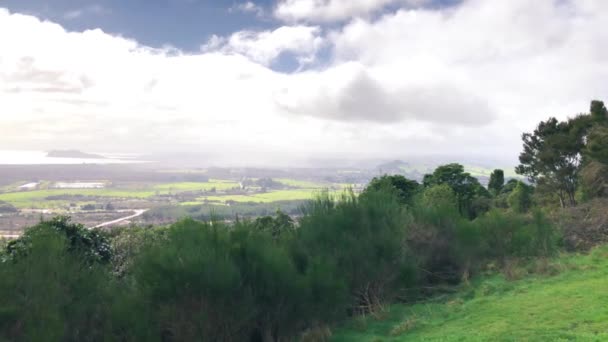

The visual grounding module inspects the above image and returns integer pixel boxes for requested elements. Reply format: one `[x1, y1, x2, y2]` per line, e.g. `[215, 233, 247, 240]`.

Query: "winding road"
[91, 209, 148, 229]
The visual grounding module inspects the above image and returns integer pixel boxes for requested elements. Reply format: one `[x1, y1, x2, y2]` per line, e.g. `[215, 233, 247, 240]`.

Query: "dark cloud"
[277, 69, 496, 126]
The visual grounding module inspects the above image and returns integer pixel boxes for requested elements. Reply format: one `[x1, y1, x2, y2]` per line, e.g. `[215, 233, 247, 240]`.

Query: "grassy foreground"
[332, 245, 608, 341]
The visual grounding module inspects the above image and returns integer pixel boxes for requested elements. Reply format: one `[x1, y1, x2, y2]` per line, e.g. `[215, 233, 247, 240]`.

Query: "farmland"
[0, 167, 347, 234]
[0, 160, 513, 235]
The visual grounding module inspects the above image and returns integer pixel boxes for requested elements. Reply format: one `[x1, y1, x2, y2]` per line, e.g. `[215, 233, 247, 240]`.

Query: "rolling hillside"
[333, 245, 608, 341]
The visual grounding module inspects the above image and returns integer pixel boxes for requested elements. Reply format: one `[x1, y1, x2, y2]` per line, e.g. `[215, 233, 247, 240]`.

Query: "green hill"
[332, 245, 608, 341]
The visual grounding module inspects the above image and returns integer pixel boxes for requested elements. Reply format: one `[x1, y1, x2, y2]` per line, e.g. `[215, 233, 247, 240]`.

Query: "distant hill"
[46, 150, 106, 159]
[375, 159, 520, 183]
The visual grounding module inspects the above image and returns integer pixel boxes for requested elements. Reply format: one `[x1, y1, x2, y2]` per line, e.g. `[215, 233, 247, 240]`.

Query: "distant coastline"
[0, 150, 146, 165]
[46, 150, 106, 159]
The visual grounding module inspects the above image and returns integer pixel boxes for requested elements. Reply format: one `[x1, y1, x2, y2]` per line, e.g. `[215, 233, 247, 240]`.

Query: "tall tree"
[423, 163, 489, 218]
[590, 100, 608, 124]
[507, 181, 533, 213]
[363, 174, 420, 205]
[515, 115, 589, 207]
[488, 169, 505, 195]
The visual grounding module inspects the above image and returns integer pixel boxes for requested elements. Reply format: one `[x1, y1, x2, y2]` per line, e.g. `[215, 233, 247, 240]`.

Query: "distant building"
[18, 182, 39, 191]
[53, 182, 105, 189]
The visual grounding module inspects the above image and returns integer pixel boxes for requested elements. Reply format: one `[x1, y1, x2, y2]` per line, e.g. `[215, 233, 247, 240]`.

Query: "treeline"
[0, 182, 556, 341]
[516, 100, 608, 207]
[0, 101, 606, 341]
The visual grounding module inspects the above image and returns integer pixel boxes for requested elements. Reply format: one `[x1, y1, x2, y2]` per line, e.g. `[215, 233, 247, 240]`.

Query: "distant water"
[0, 150, 143, 165]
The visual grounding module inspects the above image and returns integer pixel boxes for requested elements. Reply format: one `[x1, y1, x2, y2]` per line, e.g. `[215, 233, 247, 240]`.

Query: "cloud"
[274, 0, 429, 23]
[202, 26, 324, 66]
[274, 62, 495, 124]
[1, 1, 608, 165]
[229, 1, 265, 17]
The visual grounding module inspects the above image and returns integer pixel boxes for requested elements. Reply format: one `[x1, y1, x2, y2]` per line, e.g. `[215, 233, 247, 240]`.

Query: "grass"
[0, 189, 155, 208]
[332, 245, 608, 341]
[151, 180, 240, 192]
[0, 180, 240, 208]
[275, 178, 332, 188]
[185, 189, 336, 205]
[0, 179, 339, 209]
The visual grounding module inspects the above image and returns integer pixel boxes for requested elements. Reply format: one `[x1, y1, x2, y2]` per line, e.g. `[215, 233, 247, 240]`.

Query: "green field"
[275, 178, 335, 188]
[332, 246, 608, 341]
[181, 189, 335, 205]
[151, 180, 240, 191]
[0, 179, 335, 209]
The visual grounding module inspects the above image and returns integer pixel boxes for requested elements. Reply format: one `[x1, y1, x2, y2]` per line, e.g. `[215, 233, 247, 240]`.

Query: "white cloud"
[202, 26, 324, 66]
[1, 1, 608, 166]
[274, 0, 428, 23]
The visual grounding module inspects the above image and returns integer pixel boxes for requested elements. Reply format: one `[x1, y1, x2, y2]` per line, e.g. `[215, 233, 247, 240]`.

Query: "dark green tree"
[252, 210, 295, 239]
[590, 100, 607, 124]
[6, 216, 111, 264]
[363, 174, 420, 205]
[423, 163, 489, 218]
[507, 181, 534, 213]
[488, 169, 505, 195]
[515, 115, 589, 207]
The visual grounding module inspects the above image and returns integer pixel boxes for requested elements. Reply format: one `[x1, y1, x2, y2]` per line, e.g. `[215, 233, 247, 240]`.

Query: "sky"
[0, 0, 607, 166]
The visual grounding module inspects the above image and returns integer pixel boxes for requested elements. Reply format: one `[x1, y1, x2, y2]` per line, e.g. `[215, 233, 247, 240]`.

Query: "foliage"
[585, 126, 608, 165]
[250, 209, 295, 239]
[507, 181, 534, 213]
[487, 169, 504, 195]
[363, 175, 420, 205]
[470, 210, 557, 264]
[420, 184, 458, 211]
[515, 101, 608, 207]
[5, 216, 111, 264]
[590, 99, 608, 124]
[0, 228, 115, 341]
[332, 244, 608, 342]
[297, 189, 414, 314]
[132, 218, 340, 341]
[423, 163, 490, 218]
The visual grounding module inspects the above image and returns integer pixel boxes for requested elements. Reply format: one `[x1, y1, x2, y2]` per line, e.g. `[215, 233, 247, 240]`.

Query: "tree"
[252, 210, 295, 239]
[507, 182, 533, 213]
[363, 175, 420, 205]
[6, 216, 112, 264]
[423, 164, 489, 218]
[420, 184, 458, 211]
[585, 125, 608, 164]
[590, 100, 607, 124]
[580, 119, 608, 199]
[515, 115, 589, 207]
[488, 169, 505, 195]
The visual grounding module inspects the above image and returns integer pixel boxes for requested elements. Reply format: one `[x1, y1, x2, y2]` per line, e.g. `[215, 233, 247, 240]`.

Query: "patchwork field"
[0, 177, 348, 232]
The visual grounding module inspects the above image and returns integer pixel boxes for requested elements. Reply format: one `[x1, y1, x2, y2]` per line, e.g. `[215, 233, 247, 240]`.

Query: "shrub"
[296, 189, 414, 314]
[0, 228, 113, 341]
[5, 216, 111, 264]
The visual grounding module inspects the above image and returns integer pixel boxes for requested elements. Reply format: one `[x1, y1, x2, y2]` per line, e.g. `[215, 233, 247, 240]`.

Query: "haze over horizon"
[1, 0, 606, 166]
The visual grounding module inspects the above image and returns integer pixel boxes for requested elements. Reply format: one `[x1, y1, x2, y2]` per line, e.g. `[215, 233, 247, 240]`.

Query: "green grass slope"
[332, 246, 608, 341]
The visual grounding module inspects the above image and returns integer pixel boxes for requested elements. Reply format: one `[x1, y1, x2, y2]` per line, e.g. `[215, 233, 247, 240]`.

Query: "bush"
[471, 209, 557, 265]
[508, 182, 534, 213]
[296, 189, 415, 314]
[131, 218, 339, 341]
[5, 216, 111, 264]
[0, 228, 114, 341]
